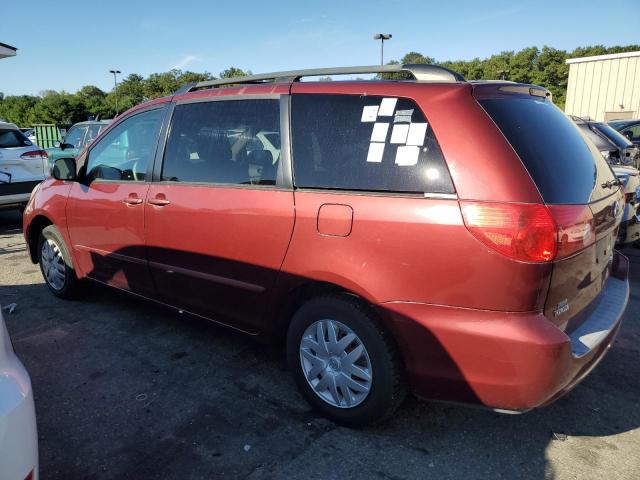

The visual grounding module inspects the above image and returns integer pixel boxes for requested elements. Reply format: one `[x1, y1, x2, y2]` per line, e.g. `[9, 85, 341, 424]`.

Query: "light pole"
[373, 33, 392, 65]
[109, 69, 121, 115]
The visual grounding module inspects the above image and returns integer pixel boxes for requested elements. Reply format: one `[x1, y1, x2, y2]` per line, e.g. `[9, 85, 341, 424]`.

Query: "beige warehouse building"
[564, 50, 640, 122]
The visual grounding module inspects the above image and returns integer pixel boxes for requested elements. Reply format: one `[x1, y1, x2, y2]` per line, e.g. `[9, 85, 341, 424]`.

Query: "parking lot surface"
[1, 209, 639, 480]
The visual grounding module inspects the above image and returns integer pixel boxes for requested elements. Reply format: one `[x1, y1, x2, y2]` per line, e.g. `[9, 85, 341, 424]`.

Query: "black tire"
[37, 225, 81, 299]
[287, 294, 405, 427]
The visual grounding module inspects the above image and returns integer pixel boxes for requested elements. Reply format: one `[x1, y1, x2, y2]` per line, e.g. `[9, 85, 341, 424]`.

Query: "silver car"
[0, 122, 48, 211]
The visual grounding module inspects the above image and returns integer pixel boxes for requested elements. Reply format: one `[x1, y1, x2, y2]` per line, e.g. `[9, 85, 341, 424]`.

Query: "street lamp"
[109, 69, 121, 115]
[373, 33, 392, 65]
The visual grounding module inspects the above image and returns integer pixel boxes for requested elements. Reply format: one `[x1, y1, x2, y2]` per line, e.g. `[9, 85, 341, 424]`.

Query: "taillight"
[20, 150, 48, 160]
[547, 205, 595, 259]
[460, 202, 595, 263]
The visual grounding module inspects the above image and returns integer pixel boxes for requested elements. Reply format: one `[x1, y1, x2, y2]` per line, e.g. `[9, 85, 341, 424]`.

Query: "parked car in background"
[20, 128, 37, 145]
[609, 119, 640, 148]
[613, 165, 640, 246]
[572, 116, 640, 245]
[572, 116, 640, 168]
[45, 120, 110, 164]
[23, 65, 629, 425]
[0, 122, 49, 211]
[0, 307, 39, 480]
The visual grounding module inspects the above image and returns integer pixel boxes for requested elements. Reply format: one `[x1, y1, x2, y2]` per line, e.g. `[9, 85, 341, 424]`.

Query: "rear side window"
[162, 99, 280, 186]
[291, 94, 454, 194]
[480, 97, 616, 204]
[0, 129, 30, 148]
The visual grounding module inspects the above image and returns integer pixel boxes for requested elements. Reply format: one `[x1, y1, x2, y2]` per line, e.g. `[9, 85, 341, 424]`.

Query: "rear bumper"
[379, 253, 630, 411]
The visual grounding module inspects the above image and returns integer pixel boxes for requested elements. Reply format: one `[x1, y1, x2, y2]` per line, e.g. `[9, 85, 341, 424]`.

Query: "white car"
[0, 122, 49, 211]
[0, 307, 38, 480]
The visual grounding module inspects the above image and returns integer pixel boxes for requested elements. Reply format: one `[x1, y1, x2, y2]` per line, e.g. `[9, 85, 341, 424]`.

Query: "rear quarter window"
[0, 129, 30, 148]
[479, 97, 616, 204]
[291, 94, 454, 194]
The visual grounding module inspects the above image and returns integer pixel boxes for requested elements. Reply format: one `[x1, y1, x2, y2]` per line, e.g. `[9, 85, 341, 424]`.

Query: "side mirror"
[52, 157, 77, 181]
[53, 140, 61, 148]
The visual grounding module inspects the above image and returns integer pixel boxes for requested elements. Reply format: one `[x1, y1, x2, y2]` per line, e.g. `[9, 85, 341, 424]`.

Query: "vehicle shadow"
[1, 210, 639, 479]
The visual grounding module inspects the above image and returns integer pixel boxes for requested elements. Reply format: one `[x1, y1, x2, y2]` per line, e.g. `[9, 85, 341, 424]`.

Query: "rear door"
[477, 89, 624, 331]
[145, 94, 295, 333]
[66, 107, 165, 296]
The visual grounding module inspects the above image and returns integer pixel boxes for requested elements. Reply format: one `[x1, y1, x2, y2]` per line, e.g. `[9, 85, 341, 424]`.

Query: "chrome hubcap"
[41, 239, 66, 291]
[299, 319, 373, 408]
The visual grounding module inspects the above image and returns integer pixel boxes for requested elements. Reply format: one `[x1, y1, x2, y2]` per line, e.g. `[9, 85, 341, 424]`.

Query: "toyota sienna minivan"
[23, 64, 630, 426]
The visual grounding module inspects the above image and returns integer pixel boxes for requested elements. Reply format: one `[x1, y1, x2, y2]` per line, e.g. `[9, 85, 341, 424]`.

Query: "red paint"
[317, 204, 353, 237]
[144, 184, 295, 332]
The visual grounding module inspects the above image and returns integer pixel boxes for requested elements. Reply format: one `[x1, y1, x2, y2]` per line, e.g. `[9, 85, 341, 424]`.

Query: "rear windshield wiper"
[601, 179, 622, 189]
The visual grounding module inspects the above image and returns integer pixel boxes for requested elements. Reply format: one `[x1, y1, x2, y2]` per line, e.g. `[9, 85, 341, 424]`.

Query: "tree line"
[0, 67, 248, 127]
[1, 45, 638, 127]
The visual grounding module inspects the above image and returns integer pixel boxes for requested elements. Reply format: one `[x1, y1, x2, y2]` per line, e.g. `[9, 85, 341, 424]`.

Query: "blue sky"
[1, 0, 639, 96]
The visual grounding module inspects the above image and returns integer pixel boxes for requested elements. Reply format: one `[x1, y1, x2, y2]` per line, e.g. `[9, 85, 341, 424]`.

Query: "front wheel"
[287, 295, 405, 426]
[38, 225, 81, 299]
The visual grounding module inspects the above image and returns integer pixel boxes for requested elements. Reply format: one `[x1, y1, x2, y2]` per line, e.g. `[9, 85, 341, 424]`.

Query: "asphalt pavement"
[1, 209, 639, 480]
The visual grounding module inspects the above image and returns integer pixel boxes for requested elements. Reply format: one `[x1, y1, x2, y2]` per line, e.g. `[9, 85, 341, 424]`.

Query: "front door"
[145, 96, 295, 333]
[66, 108, 165, 297]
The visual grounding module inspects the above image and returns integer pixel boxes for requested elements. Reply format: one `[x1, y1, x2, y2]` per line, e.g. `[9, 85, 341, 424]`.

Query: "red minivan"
[23, 64, 629, 425]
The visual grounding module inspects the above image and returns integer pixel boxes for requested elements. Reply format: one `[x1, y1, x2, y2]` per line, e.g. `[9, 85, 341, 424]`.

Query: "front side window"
[291, 94, 454, 194]
[162, 99, 281, 186]
[64, 126, 87, 149]
[86, 109, 162, 182]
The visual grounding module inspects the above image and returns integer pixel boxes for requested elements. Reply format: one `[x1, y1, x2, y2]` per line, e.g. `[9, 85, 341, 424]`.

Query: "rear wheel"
[38, 225, 81, 299]
[287, 295, 405, 426]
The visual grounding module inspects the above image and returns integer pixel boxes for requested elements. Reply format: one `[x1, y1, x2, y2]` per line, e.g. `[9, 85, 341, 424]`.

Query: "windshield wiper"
[601, 179, 622, 189]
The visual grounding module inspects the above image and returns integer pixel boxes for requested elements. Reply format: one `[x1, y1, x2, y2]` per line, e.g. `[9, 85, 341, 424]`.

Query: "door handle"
[148, 196, 171, 206]
[123, 195, 143, 205]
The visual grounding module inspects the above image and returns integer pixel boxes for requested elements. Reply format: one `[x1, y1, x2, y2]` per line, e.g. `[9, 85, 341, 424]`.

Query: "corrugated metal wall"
[565, 52, 640, 121]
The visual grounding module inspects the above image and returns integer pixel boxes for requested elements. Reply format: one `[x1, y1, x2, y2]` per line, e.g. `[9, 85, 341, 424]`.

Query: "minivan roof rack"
[174, 64, 465, 95]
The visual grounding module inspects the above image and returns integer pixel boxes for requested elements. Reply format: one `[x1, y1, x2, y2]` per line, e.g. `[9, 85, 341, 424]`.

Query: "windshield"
[592, 123, 634, 149]
[64, 126, 87, 148]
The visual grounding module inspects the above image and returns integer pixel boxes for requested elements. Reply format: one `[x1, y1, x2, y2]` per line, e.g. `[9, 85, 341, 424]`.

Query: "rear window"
[0, 128, 30, 148]
[480, 97, 617, 204]
[291, 94, 454, 194]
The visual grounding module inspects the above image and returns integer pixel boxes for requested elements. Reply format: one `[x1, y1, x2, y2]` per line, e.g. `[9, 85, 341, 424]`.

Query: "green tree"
[32, 91, 86, 125]
[219, 67, 248, 78]
[76, 85, 110, 119]
[0, 95, 39, 126]
[481, 51, 513, 80]
[108, 73, 145, 114]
